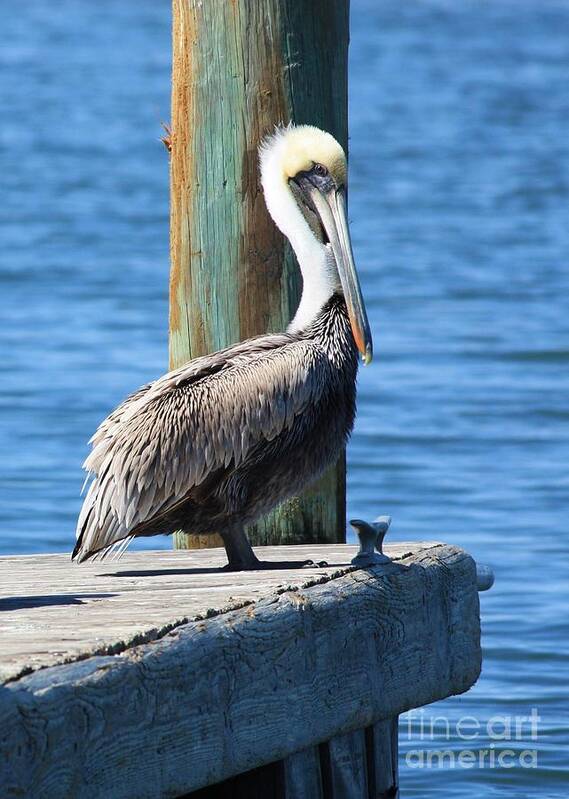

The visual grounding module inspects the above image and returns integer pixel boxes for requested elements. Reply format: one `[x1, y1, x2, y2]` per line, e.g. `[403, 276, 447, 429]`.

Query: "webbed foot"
[222, 558, 328, 572]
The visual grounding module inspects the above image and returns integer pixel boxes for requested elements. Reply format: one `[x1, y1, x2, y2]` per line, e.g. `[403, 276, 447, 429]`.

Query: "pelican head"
[260, 124, 373, 365]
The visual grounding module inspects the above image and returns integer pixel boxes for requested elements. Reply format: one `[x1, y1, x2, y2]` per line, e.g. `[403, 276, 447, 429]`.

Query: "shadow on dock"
[0, 593, 117, 611]
[99, 562, 350, 579]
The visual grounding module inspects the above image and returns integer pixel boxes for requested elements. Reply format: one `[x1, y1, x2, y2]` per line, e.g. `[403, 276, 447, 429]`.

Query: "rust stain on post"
[169, 0, 195, 348]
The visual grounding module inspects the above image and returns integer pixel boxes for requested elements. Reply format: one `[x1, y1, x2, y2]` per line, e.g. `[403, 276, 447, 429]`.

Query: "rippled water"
[1, 1, 567, 795]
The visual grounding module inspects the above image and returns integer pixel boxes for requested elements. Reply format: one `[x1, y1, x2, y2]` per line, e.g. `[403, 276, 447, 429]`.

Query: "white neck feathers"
[260, 131, 339, 333]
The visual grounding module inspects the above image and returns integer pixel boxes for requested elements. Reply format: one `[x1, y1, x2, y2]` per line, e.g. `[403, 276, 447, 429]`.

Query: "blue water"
[1, 1, 567, 795]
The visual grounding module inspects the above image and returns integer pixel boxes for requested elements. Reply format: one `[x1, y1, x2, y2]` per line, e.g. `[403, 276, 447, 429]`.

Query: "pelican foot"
[222, 558, 328, 572]
[220, 527, 329, 572]
[257, 559, 328, 570]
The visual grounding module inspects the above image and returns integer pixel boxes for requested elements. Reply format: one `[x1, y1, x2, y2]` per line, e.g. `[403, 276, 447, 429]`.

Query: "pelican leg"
[220, 526, 326, 571]
[220, 526, 262, 571]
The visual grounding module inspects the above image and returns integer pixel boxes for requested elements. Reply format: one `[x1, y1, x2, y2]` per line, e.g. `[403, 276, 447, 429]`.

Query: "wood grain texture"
[1, 542, 437, 684]
[169, 0, 349, 550]
[0, 543, 481, 798]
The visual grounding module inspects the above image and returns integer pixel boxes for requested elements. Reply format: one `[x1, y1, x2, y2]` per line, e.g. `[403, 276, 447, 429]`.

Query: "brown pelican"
[73, 125, 372, 569]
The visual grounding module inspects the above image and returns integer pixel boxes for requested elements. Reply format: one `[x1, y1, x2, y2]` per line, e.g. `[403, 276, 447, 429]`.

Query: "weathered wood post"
[169, 0, 350, 549]
[166, 0, 349, 548]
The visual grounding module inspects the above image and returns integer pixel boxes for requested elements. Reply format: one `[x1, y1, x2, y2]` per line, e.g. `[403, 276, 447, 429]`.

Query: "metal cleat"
[350, 515, 392, 567]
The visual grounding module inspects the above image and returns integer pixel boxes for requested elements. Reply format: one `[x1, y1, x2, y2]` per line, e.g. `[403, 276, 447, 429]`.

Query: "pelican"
[73, 125, 372, 569]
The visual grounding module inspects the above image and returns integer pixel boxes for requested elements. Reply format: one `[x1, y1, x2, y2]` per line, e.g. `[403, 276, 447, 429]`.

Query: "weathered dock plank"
[1, 543, 431, 684]
[0, 543, 481, 798]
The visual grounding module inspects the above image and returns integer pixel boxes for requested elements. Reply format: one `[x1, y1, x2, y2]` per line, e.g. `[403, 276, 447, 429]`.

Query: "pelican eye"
[313, 163, 328, 177]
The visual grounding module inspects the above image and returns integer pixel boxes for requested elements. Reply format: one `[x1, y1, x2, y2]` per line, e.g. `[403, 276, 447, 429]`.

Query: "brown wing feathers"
[73, 336, 326, 561]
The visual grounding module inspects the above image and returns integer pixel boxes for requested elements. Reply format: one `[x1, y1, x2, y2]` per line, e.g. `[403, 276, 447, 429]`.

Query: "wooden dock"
[0, 542, 482, 798]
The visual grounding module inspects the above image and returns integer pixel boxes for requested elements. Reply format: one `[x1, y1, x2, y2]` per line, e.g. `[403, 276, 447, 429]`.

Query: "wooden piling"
[168, 0, 350, 549]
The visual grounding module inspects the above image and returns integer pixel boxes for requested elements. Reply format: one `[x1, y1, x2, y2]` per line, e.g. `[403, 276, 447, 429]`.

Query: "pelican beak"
[308, 186, 373, 364]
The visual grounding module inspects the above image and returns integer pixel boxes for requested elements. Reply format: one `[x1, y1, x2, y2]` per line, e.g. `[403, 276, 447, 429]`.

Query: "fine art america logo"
[402, 708, 540, 769]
